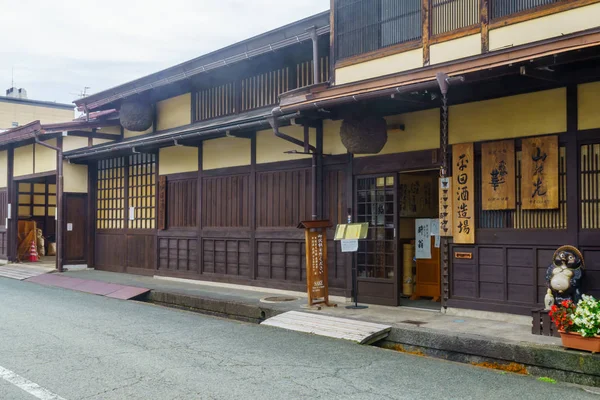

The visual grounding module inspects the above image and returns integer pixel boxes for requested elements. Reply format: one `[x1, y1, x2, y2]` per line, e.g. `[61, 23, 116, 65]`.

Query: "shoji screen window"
[128, 153, 156, 229]
[97, 157, 125, 229]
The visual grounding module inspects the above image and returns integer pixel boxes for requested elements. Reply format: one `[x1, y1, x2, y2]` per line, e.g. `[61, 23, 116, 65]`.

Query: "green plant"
[571, 295, 600, 338]
[537, 377, 557, 384]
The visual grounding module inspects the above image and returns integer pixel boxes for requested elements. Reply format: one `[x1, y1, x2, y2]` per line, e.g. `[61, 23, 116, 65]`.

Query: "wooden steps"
[261, 311, 391, 345]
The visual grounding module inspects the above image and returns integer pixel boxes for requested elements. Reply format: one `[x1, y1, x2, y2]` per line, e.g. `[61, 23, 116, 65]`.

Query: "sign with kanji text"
[452, 143, 475, 244]
[521, 135, 559, 210]
[439, 178, 453, 237]
[481, 140, 516, 210]
[298, 220, 335, 308]
[415, 219, 432, 259]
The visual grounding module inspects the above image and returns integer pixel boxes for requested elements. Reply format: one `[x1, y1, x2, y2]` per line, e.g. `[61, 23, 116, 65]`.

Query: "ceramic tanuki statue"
[545, 245, 584, 307]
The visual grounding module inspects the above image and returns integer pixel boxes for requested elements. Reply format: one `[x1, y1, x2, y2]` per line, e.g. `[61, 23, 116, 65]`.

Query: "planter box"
[560, 331, 600, 353]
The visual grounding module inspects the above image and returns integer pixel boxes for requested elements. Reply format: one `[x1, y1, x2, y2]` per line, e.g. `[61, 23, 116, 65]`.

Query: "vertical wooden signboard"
[157, 175, 166, 230]
[298, 220, 335, 308]
[452, 143, 475, 244]
[521, 135, 559, 210]
[481, 140, 516, 210]
[439, 178, 453, 237]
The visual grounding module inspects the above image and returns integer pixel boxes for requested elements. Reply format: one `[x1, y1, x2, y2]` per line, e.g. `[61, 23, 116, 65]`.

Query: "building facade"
[3, 1, 600, 316]
[0, 88, 73, 130]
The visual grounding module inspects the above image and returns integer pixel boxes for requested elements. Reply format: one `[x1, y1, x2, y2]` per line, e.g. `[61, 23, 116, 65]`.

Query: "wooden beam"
[66, 131, 121, 141]
[422, 0, 431, 66]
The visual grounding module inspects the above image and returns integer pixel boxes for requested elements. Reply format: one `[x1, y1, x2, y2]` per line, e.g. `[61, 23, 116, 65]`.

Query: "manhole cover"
[400, 320, 427, 327]
[260, 296, 298, 303]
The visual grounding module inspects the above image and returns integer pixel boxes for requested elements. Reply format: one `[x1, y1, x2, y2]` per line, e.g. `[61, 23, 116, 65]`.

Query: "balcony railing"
[490, 0, 560, 19]
[193, 56, 330, 123]
[334, 0, 588, 63]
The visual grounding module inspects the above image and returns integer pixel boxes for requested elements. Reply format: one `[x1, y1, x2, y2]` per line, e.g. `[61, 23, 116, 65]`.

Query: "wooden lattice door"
[355, 175, 398, 306]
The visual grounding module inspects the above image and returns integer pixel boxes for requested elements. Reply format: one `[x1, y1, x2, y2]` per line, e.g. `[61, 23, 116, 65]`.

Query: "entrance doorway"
[397, 170, 441, 310]
[15, 176, 57, 267]
[354, 170, 441, 308]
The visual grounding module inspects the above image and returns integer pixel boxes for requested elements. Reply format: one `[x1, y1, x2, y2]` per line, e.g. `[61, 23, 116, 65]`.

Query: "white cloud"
[0, 0, 328, 104]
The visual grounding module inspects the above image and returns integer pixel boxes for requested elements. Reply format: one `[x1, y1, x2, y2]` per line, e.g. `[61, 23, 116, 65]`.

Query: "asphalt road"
[0, 277, 596, 400]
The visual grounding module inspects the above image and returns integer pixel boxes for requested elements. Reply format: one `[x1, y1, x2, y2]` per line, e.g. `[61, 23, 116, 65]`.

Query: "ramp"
[261, 311, 391, 345]
[0, 264, 54, 280]
[25, 274, 150, 300]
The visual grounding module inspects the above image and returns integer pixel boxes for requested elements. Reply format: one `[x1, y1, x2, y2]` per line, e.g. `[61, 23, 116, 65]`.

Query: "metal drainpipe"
[308, 26, 319, 85]
[34, 134, 64, 273]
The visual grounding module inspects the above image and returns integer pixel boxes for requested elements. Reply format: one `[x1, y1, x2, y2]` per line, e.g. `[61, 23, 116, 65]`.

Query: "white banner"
[415, 219, 432, 259]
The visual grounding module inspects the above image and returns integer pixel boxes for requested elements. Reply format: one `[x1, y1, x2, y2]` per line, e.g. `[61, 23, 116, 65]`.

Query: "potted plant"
[549, 296, 600, 353]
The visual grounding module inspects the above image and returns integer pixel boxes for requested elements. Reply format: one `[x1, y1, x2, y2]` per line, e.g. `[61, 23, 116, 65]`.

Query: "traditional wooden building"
[3, 2, 600, 316]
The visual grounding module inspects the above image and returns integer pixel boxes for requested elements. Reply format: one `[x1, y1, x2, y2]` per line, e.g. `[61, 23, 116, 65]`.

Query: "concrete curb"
[145, 289, 600, 387]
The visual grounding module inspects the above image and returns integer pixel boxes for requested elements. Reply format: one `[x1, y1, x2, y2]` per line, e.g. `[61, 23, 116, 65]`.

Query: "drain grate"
[400, 320, 427, 327]
[260, 296, 298, 303]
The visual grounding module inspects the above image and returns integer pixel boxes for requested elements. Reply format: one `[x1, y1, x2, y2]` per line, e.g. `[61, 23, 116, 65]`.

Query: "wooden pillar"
[481, 0, 490, 53]
[422, 0, 431, 66]
[344, 151, 354, 297]
[197, 142, 204, 275]
[87, 160, 97, 268]
[566, 84, 579, 245]
[329, 0, 336, 85]
[6, 146, 16, 262]
[250, 133, 257, 280]
[316, 122, 324, 220]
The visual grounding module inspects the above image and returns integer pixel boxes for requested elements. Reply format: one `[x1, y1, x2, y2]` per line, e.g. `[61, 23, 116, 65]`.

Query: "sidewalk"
[37, 269, 600, 387]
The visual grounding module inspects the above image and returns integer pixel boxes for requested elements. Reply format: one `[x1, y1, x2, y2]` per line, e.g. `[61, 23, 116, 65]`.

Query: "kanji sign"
[439, 178, 453, 237]
[298, 220, 335, 308]
[452, 143, 475, 244]
[521, 136, 559, 210]
[481, 140, 516, 210]
[415, 219, 432, 259]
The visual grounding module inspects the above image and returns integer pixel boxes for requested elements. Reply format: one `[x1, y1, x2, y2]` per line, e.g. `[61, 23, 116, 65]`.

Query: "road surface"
[0, 277, 595, 399]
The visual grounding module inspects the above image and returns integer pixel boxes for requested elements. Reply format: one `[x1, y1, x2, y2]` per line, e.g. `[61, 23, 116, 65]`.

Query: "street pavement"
[0, 277, 596, 400]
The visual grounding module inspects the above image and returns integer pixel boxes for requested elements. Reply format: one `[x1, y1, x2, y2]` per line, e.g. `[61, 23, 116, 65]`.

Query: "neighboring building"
[0, 87, 74, 131]
[3, 1, 600, 317]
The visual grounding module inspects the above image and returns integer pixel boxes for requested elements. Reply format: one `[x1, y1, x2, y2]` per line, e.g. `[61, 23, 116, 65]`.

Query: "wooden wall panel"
[202, 175, 249, 227]
[202, 239, 250, 277]
[323, 168, 345, 227]
[126, 234, 156, 274]
[158, 237, 198, 273]
[256, 169, 311, 227]
[167, 178, 197, 229]
[95, 233, 126, 272]
[0, 188, 6, 258]
[257, 240, 305, 282]
[447, 243, 585, 315]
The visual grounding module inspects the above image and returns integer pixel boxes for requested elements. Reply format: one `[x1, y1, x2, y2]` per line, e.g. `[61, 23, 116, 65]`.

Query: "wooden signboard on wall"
[158, 175, 167, 230]
[521, 135, 559, 210]
[439, 178, 453, 237]
[298, 220, 335, 308]
[452, 143, 475, 244]
[481, 140, 516, 210]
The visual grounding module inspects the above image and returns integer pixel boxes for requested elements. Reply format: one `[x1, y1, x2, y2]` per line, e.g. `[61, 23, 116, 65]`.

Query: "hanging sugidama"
[339, 116, 387, 154]
[119, 100, 154, 132]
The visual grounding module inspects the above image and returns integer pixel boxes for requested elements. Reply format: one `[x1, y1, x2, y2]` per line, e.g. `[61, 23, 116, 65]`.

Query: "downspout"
[308, 26, 319, 85]
[268, 107, 318, 220]
[34, 133, 64, 273]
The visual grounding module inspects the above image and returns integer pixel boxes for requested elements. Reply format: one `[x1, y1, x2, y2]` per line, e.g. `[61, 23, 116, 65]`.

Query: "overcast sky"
[0, 0, 328, 106]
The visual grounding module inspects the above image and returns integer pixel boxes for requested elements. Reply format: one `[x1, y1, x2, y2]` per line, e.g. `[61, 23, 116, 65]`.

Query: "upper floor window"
[490, 0, 560, 20]
[335, 0, 422, 61]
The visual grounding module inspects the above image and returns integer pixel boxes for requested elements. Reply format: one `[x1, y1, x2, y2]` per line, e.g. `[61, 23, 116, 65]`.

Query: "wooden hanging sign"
[157, 175, 167, 230]
[452, 143, 475, 244]
[521, 135, 559, 210]
[481, 140, 516, 210]
[439, 177, 453, 237]
[298, 220, 336, 308]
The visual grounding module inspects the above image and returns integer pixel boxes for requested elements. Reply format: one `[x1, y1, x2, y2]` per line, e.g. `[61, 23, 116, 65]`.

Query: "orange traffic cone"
[29, 240, 39, 262]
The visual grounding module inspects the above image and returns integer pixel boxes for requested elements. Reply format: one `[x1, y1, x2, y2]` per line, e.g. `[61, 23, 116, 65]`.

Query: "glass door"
[355, 175, 398, 306]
